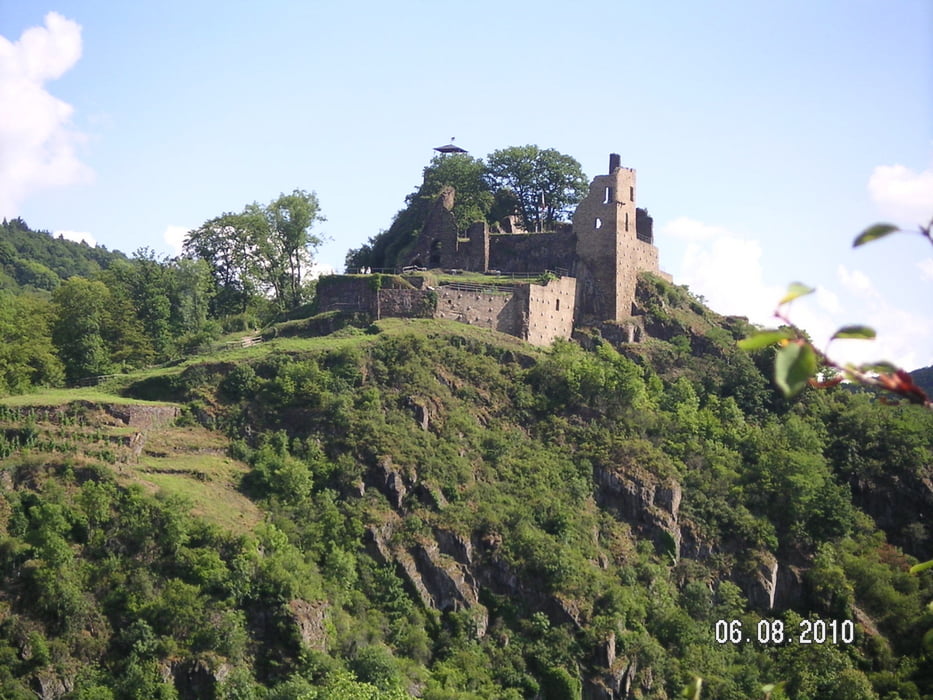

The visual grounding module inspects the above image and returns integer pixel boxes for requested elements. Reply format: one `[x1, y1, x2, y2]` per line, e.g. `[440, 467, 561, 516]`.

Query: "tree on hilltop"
[485, 145, 588, 232]
[346, 146, 589, 271]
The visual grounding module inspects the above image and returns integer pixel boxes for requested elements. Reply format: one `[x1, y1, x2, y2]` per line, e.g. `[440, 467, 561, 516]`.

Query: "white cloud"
[918, 258, 933, 281]
[814, 286, 841, 314]
[163, 225, 189, 256]
[868, 164, 933, 226]
[55, 229, 95, 246]
[836, 264, 878, 298]
[0, 12, 90, 217]
[665, 217, 932, 370]
[825, 264, 931, 370]
[663, 217, 782, 325]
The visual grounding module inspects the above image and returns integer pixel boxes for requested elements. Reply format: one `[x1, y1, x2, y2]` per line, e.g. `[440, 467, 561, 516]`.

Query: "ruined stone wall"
[487, 231, 576, 273]
[636, 208, 654, 244]
[405, 186, 460, 269]
[572, 158, 662, 323]
[315, 277, 378, 315]
[525, 276, 577, 346]
[434, 285, 523, 336]
[377, 289, 435, 318]
[572, 167, 636, 322]
[464, 222, 490, 271]
[617, 239, 660, 317]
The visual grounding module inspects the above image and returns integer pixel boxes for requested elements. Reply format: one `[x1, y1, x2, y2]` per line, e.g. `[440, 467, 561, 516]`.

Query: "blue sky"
[2, 1, 932, 369]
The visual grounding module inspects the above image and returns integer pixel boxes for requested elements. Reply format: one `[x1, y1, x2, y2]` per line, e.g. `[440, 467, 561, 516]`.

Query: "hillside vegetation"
[0, 271, 930, 699]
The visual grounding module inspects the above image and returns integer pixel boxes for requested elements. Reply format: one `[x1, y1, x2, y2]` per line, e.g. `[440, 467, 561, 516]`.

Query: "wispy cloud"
[868, 164, 933, 227]
[917, 258, 933, 281]
[0, 12, 91, 217]
[662, 216, 932, 370]
[661, 217, 782, 326]
[832, 264, 931, 370]
[163, 225, 189, 256]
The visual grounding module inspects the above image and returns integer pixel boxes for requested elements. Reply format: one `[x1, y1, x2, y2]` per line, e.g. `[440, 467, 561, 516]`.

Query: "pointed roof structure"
[434, 137, 467, 154]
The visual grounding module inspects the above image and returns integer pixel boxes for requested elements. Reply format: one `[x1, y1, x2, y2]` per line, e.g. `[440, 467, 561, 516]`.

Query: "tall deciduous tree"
[485, 145, 588, 232]
[184, 213, 256, 316]
[260, 189, 325, 310]
[51, 278, 112, 383]
[184, 190, 324, 314]
[0, 291, 63, 394]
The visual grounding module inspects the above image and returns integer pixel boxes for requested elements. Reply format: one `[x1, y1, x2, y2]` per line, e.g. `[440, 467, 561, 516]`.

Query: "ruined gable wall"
[572, 168, 635, 322]
[573, 159, 663, 323]
[487, 231, 576, 273]
[434, 285, 524, 336]
[405, 187, 459, 269]
[525, 276, 577, 346]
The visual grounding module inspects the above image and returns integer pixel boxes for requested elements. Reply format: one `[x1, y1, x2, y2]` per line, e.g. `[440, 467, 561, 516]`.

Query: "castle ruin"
[319, 154, 670, 345]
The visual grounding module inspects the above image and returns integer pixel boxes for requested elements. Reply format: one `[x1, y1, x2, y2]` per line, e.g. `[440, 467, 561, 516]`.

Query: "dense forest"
[0, 186, 932, 699]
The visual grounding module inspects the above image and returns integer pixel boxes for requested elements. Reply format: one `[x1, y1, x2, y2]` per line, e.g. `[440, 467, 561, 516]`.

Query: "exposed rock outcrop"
[288, 599, 328, 651]
[164, 657, 231, 700]
[31, 670, 73, 700]
[372, 456, 410, 510]
[366, 522, 488, 638]
[593, 462, 681, 557]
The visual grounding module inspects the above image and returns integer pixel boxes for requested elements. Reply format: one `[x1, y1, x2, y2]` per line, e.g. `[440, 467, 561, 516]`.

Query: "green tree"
[130, 248, 174, 356]
[51, 277, 112, 382]
[167, 257, 217, 351]
[420, 153, 494, 231]
[184, 213, 257, 316]
[263, 189, 325, 310]
[185, 190, 324, 314]
[0, 291, 63, 394]
[485, 145, 588, 232]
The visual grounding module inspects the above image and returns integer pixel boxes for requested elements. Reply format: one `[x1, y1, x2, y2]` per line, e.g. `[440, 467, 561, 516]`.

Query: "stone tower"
[572, 154, 660, 324]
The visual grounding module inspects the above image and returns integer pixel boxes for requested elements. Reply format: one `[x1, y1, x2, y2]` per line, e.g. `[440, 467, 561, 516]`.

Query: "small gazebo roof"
[434, 139, 467, 154]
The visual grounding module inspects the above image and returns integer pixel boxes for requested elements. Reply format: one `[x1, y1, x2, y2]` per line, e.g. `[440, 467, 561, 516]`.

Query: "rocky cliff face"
[593, 461, 681, 557]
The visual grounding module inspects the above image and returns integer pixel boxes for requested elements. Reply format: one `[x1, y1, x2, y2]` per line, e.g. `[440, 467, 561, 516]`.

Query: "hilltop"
[0, 270, 930, 698]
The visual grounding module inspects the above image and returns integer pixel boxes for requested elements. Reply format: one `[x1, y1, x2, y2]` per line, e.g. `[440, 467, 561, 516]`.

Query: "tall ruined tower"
[572, 153, 660, 324]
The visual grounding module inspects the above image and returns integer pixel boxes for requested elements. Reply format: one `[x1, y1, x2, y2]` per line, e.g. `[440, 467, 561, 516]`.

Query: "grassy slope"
[0, 392, 261, 535]
[0, 319, 537, 537]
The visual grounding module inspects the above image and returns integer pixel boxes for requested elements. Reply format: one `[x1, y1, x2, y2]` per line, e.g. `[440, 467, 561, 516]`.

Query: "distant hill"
[0, 216, 129, 292]
[911, 365, 933, 398]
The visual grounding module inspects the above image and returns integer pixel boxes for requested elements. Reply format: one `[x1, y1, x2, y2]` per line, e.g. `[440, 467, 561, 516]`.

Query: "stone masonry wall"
[525, 276, 577, 346]
[434, 285, 523, 337]
[316, 277, 378, 315]
[378, 289, 435, 318]
[488, 231, 576, 274]
[617, 239, 659, 317]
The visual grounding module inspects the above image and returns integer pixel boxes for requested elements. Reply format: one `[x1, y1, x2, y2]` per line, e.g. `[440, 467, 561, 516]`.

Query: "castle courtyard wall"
[487, 231, 576, 274]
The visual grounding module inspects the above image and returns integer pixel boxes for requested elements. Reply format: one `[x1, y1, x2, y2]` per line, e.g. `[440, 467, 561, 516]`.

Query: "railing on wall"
[439, 282, 516, 295]
[342, 267, 569, 279]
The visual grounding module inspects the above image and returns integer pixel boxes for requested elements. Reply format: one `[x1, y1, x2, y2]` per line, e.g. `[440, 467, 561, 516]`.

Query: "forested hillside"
[0, 255, 930, 698]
